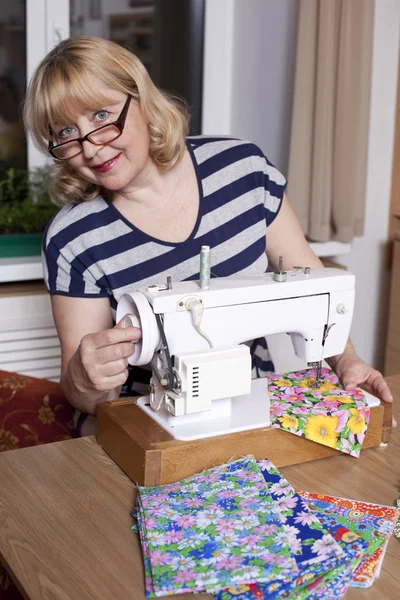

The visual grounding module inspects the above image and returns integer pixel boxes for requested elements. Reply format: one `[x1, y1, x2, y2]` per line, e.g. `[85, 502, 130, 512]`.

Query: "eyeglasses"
[48, 95, 132, 160]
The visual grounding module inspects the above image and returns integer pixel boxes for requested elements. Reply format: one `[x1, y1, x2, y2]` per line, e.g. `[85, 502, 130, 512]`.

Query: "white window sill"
[0, 256, 43, 283]
[308, 241, 351, 257]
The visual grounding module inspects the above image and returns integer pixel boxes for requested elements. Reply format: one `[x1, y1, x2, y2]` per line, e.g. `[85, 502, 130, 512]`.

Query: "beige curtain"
[287, 0, 375, 242]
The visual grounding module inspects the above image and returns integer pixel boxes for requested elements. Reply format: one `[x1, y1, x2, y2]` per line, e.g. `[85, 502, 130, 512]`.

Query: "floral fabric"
[214, 461, 360, 600]
[298, 509, 368, 598]
[136, 456, 298, 597]
[133, 456, 397, 598]
[269, 368, 370, 457]
[0, 370, 75, 450]
[298, 491, 398, 588]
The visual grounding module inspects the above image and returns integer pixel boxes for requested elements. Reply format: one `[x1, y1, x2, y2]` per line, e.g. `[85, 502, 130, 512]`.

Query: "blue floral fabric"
[214, 460, 350, 600]
[136, 456, 298, 597]
[301, 511, 368, 598]
[132, 457, 397, 599]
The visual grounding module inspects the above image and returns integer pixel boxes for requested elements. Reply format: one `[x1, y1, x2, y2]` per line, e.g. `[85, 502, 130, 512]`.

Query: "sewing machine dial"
[116, 291, 161, 366]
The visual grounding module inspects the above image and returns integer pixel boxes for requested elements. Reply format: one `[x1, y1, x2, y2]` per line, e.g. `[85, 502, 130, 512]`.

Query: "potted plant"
[0, 165, 59, 258]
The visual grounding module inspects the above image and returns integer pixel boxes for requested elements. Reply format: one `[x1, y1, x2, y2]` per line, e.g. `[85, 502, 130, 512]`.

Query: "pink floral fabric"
[269, 368, 370, 457]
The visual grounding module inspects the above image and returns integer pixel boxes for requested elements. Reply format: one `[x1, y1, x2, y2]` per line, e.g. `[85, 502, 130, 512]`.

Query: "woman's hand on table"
[328, 343, 396, 427]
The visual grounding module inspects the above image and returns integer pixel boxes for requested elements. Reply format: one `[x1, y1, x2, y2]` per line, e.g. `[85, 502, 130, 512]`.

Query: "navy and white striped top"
[43, 136, 286, 379]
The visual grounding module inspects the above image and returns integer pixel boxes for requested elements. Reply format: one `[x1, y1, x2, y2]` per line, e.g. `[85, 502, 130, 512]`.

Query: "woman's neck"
[112, 151, 186, 214]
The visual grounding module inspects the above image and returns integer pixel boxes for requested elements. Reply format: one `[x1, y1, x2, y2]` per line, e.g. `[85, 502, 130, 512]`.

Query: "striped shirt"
[43, 136, 286, 430]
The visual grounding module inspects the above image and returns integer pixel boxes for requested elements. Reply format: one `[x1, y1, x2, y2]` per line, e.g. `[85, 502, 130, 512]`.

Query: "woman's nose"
[81, 139, 102, 160]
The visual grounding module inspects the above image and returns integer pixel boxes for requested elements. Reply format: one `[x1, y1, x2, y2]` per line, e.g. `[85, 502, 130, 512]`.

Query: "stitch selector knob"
[336, 303, 348, 314]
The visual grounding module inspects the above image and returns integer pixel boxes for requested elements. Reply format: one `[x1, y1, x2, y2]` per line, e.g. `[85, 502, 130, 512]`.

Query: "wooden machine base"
[96, 398, 392, 486]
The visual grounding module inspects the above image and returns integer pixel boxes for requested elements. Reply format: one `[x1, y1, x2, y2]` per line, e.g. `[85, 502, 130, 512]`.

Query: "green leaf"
[302, 538, 316, 545]
[269, 467, 281, 476]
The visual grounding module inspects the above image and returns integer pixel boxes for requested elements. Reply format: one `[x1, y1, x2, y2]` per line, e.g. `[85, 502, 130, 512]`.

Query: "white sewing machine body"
[115, 267, 372, 441]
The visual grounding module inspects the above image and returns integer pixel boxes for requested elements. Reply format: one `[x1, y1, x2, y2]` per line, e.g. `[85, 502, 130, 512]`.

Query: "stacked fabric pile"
[132, 456, 397, 599]
[297, 490, 397, 589]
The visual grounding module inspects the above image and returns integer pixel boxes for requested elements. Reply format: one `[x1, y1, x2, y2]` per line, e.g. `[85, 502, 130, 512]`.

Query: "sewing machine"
[97, 263, 392, 485]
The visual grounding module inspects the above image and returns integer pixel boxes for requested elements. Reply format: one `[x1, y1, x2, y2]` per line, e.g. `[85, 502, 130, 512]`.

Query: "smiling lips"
[92, 153, 121, 172]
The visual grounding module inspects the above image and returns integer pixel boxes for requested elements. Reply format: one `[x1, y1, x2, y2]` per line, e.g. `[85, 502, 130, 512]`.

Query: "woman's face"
[53, 81, 152, 193]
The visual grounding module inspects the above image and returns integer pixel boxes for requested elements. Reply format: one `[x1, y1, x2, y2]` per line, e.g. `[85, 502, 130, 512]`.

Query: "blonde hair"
[23, 36, 190, 205]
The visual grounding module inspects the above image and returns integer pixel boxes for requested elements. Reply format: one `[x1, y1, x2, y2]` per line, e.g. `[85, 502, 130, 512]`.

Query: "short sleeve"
[42, 239, 107, 297]
[42, 219, 108, 298]
[41, 199, 113, 298]
[263, 156, 287, 227]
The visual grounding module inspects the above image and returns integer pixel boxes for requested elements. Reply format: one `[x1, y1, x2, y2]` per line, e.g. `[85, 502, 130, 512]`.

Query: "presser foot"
[308, 361, 325, 389]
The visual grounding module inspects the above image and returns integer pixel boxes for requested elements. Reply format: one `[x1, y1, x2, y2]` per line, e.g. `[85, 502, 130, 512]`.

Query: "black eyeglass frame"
[48, 95, 132, 160]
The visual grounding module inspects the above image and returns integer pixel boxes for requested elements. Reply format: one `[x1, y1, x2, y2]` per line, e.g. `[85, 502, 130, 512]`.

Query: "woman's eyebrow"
[52, 99, 123, 127]
[90, 99, 122, 110]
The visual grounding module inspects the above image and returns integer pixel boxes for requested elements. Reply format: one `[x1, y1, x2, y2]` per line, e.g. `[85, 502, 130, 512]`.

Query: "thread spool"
[200, 245, 211, 290]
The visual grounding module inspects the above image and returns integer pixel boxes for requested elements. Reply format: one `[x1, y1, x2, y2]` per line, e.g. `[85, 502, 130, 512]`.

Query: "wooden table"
[1, 377, 399, 600]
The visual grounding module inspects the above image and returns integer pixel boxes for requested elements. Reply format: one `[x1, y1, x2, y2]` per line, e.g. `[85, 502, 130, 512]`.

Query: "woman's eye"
[94, 110, 109, 122]
[59, 127, 75, 139]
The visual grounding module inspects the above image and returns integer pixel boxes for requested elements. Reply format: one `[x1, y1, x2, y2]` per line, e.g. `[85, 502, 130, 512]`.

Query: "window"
[0, 1, 27, 172]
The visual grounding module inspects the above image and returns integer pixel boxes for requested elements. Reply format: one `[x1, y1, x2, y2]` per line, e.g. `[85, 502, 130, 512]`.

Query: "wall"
[334, 0, 400, 369]
[202, 0, 400, 370]
[203, 0, 297, 175]
[230, 0, 297, 175]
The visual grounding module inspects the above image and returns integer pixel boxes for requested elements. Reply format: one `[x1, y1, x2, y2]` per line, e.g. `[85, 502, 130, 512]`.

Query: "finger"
[96, 341, 137, 365]
[342, 377, 359, 391]
[392, 417, 397, 428]
[361, 371, 393, 403]
[92, 369, 129, 392]
[99, 357, 129, 378]
[87, 326, 141, 349]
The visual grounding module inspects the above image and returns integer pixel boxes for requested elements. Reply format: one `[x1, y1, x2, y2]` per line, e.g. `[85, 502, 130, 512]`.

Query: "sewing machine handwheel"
[116, 292, 161, 366]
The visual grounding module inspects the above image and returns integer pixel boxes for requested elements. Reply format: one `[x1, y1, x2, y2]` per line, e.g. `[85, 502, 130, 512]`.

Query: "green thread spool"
[200, 245, 211, 290]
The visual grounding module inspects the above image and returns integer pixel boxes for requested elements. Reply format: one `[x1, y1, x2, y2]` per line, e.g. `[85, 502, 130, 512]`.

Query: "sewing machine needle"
[315, 361, 322, 386]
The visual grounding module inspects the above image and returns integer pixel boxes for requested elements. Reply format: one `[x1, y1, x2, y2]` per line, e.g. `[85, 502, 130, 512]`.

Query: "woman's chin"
[92, 174, 130, 192]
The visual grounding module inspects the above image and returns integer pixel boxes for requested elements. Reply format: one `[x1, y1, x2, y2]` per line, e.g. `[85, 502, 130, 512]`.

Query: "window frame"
[26, 0, 70, 169]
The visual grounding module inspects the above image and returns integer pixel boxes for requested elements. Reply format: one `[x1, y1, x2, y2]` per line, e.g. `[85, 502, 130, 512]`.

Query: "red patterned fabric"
[0, 370, 75, 450]
[0, 370, 76, 599]
[0, 566, 21, 600]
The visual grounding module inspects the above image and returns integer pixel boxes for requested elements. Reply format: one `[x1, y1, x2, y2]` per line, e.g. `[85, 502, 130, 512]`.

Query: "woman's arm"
[51, 295, 141, 415]
[266, 194, 324, 272]
[266, 194, 394, 417]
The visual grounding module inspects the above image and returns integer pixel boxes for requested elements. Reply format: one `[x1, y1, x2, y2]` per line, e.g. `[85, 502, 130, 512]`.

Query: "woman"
[23, 36, 393, 435]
